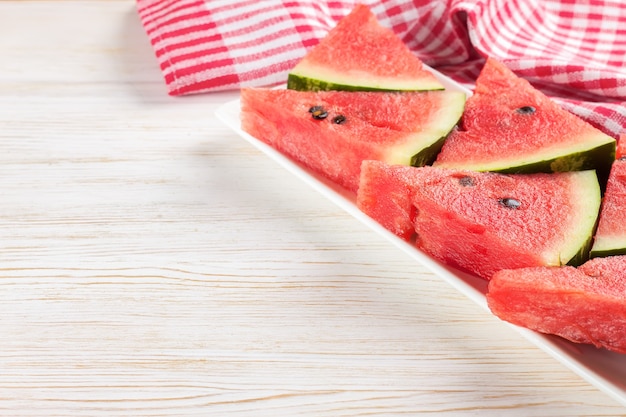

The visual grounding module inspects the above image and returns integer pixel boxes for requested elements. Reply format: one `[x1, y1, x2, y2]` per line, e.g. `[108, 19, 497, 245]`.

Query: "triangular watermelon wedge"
[590, 135, 626, 257]
[433, 58, 616, 183]
[287, 4, 444, 92]
[356, 160, 601, 280]
[487, 255, 626, 354]
[240, 88, 465, 192]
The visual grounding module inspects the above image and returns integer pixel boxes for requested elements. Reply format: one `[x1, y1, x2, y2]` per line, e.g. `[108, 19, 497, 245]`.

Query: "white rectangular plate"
[215, 69, 626, 407]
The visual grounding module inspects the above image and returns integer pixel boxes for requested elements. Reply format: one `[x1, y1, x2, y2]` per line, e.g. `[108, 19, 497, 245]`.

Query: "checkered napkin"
[137, 0, 626, 137]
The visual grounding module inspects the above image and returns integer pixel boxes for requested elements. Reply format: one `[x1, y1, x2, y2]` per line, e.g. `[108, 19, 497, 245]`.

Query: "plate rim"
[215, 69, 626, 408]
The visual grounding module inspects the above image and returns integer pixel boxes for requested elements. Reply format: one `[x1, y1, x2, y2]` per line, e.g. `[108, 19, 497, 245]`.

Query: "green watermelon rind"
[567, 234, 595, 267]
[589, 247, 626, 258]
[384, 92, 467, 166]
[436, 138, 616, 184]
[287, 71, 445, 92]
[555, 170, 602, 267]
[409, 135, 448, 167]
[589, 236, 626, 259]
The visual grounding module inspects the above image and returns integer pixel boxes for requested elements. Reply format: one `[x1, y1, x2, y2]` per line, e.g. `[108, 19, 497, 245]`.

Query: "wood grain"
[0, 1, 624, 415]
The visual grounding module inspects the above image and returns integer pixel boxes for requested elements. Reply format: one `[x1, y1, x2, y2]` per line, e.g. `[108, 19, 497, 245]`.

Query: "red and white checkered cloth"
[137, 0, 626, 137]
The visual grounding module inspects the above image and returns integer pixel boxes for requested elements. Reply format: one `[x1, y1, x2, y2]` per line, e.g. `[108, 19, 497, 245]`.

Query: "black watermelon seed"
[499, 198, 522, 209]
[309, 105, 328, 120]
[515, 106, 536, 115]
[332, 115, 347, 124]
[458, 176, 475, 187]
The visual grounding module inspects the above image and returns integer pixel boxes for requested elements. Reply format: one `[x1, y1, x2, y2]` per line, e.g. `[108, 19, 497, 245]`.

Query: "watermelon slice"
[287, 4, 444, 92]
[356, 160, 601, 280]
[240, 88, 465, 192]
[433, 58, 616, 183]
[589, 139, 626, 257]
[486, 256, 626, 354]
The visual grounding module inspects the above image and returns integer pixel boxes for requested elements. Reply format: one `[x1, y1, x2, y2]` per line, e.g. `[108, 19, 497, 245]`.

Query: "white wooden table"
[0, 1, 624, 415]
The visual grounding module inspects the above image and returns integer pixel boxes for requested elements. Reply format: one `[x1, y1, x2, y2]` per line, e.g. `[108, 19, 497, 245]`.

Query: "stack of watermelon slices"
[241, 4, 466, 193]
[239, 5, 625, 354]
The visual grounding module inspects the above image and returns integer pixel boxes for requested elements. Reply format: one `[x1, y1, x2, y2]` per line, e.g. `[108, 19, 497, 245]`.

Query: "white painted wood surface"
[0, 1, 624, 415]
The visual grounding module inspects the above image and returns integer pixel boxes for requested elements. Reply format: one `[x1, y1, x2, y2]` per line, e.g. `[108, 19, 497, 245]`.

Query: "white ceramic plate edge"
[214, 69, 626, 408]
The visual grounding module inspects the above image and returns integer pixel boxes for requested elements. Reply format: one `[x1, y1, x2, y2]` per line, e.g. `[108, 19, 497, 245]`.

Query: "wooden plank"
[0, 1, 623, 415]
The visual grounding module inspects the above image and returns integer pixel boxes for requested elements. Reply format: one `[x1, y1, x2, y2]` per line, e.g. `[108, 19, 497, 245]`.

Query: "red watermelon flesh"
[487, 256, 626, 354]
[356, 160, 601, 280]
[434, 58, 616, 182]
[240, 88, 465, 192]
[617, 134, 626, 159]
[589, 154, 626, 257]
